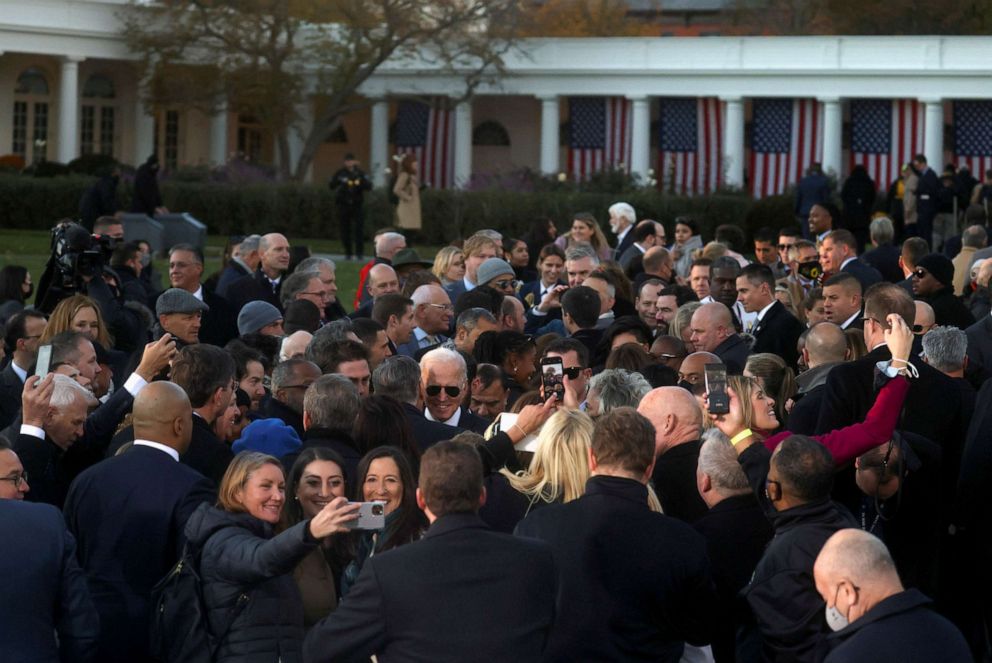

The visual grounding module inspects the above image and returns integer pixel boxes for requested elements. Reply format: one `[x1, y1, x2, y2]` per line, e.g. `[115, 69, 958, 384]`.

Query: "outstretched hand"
[309, 497, 361, 539]
[884, 313, 913, 364]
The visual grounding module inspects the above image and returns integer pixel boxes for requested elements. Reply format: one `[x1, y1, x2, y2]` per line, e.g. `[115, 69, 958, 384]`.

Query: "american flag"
[394, 99, 454, 189]
[567, 97, 632, 180]
[850, 99, 923, 191]
[954, 101, 992, 177]
[749, 98, 823, 198]
[657, 97, 722, 195]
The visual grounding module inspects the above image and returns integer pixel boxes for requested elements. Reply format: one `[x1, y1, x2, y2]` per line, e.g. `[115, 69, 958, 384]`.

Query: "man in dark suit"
[609, 201, 637, 260]
[373, 355, 466, 451]
[287, 374, 364, 491]
[690, 302, 750, 374]
[693, 430, 774, 663]
[913, 154, 941, 245]
[912, 253, 975, 329]
[820, 229, 882, 291]
[618, 219, 662, 271]
[349, 263, 400, 320]
[515, 408, 715, 662]
[420, 347, 490, 434]
[256, 358, 321, 437]
[561, 285, 604, 361]
[169, 345, 236, 485]
[638, 387, 709, 523]
[966, 312, 992, 382]
[796, 163, 831, 231]
[163, 243, 238, 347]
[0, 309, 46, 430]
[63, 382, 214, 663]
[822, 273, 865, 331]
[0, 498, 99, 662]
[787, 322, 848, 435]
[216, 234, 261, 297]
[737, 263, 804, 367]
[227, 232, 292, 314]
[304, 441, 557, 662]
[861, 217, 904, 283]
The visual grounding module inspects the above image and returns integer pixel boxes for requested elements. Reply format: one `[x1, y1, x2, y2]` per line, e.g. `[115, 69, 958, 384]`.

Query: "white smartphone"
[35, 344, 52, 378]
[345, 501, 387, 530]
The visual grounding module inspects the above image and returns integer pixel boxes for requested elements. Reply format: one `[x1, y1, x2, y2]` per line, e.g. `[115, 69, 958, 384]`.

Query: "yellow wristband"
[731, 429, 754, 446]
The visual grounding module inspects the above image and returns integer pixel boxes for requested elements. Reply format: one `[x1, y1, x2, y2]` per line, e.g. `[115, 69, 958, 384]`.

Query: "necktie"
[423, 334, 438, 347]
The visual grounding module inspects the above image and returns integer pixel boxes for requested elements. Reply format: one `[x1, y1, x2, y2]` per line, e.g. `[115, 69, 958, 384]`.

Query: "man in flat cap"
[155, 288, 209, 347]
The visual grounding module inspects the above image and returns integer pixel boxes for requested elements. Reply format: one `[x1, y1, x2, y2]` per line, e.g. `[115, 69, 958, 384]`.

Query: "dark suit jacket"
[916, 168, 941, 224]
[63, 444, 214, 662]
[443, 279, 469, 305]
[348, 299, 374, 320]
[182, 413, 234, 486]
[651, 440, 709, 523]
[862, 243, 904, 283]
[0, 499, 99, 663]
[966, 314, 992, 382]
[515, 476, 714, 662]
[228, 269, 285, 314]
[841, 258, 883, 291]
[215, 261, 251, 298]
[751, 300, 804, 367]
[257, 394, 305, 438]
[618, 243, 644, 271]
[615, 228, 636, 261]
[201, 285, 239, 347]
[0, 361, 24, 431]
[403, 402, 466, 452]
[570, 327, 604, 365]
[304, 513, 556, 663]
[713, 334, 750, 374]
[455, 407, 490, 435]
[923, 286, 975, 329]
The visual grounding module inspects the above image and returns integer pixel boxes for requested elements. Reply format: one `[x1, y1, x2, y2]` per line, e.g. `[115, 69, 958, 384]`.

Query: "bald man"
[229, 232, 292, 313]
[913, 300, 935, 336]
[789, 322, 849, 434]
[350, 264, 401, 319]
[638, 387, 708, 522]
[814, 529, 970, 663]
[64, 381, 214, 662]
[678, 351, 721, 411]
[689, 303, 749, 374]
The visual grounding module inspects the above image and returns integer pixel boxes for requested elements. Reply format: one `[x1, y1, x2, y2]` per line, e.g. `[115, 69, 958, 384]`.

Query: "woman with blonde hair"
[669, 302, 702, 352]
[554, 212, 612, 261]
[392, 153, 421, 230]
[185, 451, 359, 660]
[744, 353, 797, 429]
[431, 246, 465, 286]
[39, 293, 113, 348]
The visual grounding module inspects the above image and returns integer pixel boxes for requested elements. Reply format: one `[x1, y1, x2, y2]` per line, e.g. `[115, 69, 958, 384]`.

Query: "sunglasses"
[493, 279, 521, 290]
[913, 268, 929, 279]
[426, 385, 461, 398]
[563, 366, 586, 380]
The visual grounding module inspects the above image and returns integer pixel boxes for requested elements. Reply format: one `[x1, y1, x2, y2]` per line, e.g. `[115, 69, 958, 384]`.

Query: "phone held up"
[704, 363, 730, 415]
[540, 356, 565, 401]
[34, 344, 53, 382]
[345, 501, 387, 531]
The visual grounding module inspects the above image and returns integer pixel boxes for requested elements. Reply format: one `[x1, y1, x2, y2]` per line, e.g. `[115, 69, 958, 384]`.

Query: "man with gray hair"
[259, 358, 321, 437]
[637, 386, 708, 522]
[396, 284, 452, 358]
[954, 225, 988, 296]
[788, 322, 850, 434]
[862, 217, 903, 283]
[373, 356, 465, 451]
[296, 256, 345, 321]
[586, 369, 651, 418]
[420, 348, 488, 434]
[922, 326, 969, 380]
[280, 270, 330, 324]
[693, 428, 775, 663]
[354, 231, 406, 310]
[813, 529, 970, 662]
[290, 374, 363, 489]
[217, 233, 261, 297]
[608, 201, 637, 259]
[564, 244, 601, 288]
[451, 307, 500, 355]
[228, 232, 292, 313]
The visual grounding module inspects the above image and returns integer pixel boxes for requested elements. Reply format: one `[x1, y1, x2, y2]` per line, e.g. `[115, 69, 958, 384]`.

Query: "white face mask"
[825, 586, 851, 632]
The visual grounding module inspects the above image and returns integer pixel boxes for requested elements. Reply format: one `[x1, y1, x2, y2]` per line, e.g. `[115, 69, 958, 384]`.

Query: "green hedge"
[0, 173, 800, 244]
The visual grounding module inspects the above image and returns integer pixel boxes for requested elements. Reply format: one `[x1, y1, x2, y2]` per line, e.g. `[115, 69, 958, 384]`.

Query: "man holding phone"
[542, 339, 592, 410]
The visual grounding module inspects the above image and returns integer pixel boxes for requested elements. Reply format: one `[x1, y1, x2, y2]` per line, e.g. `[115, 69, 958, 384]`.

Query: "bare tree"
[121, 0, 520, 181]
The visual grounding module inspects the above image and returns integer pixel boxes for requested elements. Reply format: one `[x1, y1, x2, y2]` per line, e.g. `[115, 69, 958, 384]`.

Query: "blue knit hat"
[232, 418, 301, 458]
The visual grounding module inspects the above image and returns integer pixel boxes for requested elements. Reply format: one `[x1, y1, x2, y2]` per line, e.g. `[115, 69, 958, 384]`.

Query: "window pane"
[82, 74, 115, 99]
[12, 101, 27, 156]
[33, 102, 48, 162]
[15, 68, 49, 96]
[80, 105, 95, 155]
[99, 107, 115, 155]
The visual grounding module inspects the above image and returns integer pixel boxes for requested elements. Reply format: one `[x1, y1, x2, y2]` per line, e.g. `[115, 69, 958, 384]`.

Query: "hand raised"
[308, 497, 361, 539]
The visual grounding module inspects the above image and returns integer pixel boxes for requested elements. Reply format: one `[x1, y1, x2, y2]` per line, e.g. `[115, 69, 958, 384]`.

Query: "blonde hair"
[40, 294, 112, 348]
[744, 353, 797, 425]
[217, 451, 284, 513]
[669, 301, 702, 341]
[500, 409, 593, 506]
[432, 246, 464, 281]
[726, 375, 762, 433]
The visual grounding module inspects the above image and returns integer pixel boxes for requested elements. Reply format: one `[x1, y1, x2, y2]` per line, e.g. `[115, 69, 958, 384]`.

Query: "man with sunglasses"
[420, 348, 488, 434]
[911, 253, 975, 329]
[396, 284, 452, 358]
[542, 338, 592, 411]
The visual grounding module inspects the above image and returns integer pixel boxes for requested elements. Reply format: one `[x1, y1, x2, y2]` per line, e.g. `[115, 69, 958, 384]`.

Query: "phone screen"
[704, 363, 730, 415]
[541, 357, 565, 401]
[35, 344, 52, 378]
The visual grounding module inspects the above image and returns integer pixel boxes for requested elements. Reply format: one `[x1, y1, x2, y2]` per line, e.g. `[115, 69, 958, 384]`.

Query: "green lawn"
[0, 230, 440, 312]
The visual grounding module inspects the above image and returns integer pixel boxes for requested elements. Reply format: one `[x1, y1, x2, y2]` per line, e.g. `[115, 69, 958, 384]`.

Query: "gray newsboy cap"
[238, 300, 283, 336]
[156, 288, 209, 316]
[476, 258, 515, 287]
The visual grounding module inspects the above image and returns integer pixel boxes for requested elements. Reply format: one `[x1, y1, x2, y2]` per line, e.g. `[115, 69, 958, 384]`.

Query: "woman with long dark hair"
[473, 330, 537, 408]
[0, 265, 32, 324]
[352, 394, 422, 472]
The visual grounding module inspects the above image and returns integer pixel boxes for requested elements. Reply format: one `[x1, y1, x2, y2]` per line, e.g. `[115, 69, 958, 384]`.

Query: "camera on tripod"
[36, 220, 120, 313]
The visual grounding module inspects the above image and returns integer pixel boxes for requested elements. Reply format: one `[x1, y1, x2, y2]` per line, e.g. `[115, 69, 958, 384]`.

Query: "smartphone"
[540, 356, 565, 401]
[345, 501, 387, 531]
[34, 344, 52, 378]
[704, 363, 730, 415]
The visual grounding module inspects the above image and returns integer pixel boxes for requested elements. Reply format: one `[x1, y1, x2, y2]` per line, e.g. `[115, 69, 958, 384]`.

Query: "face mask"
[797, 260, 822, 281]
[140, 253, 152, 268]
[677, 379, 693, 394]
[824, 586, 850, 632]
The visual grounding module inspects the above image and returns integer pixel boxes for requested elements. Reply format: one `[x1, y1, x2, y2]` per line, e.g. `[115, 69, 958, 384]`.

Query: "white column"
[133, 98, 155, 166]
[629, 96, 650, 181]
[370, 99, 389, 187]
[923, 98, 944, 171]
[287, 97, 314, 182]
[539, 95, 560, 175]
[821, 97, 843, 180]
[57, 56, 84, 163]
[722, 97, 744, 188]
[453, 99, 472, 188]
[209, 99, 228, 167]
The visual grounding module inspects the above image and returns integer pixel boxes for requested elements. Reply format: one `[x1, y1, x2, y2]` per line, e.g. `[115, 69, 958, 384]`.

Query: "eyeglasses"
[0, 472, 28, 487]
[493, 279, 521, 290]
[563, 366, 586, 380]
[426, 303, 454, 312]
[300, 291, 332, 300]
[426, 385, 461, 398]
[913, 268, 929, 279]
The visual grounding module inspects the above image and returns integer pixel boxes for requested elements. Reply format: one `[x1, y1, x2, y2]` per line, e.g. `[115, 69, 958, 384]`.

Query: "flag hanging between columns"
[657, 98, 722, 195]
[749, 98, 823, 198]
[954, 101, 992, 177]
[394, 99, 454, 189]
[850, 99, 924, 191]
[567, 97, 632, 180]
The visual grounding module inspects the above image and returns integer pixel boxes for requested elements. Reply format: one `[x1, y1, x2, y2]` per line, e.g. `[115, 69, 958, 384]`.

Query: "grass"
[0, 229, 441, 312]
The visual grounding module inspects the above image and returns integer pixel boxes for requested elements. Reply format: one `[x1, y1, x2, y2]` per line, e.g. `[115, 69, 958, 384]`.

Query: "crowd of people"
[0, 165, 989, 662]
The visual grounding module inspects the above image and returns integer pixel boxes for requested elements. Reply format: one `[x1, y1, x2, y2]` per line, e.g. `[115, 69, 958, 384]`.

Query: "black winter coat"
[185, 504, 317, 663]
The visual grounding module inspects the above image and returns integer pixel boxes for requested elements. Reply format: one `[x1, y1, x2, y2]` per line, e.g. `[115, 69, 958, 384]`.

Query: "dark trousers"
[338, 204, 365, 259]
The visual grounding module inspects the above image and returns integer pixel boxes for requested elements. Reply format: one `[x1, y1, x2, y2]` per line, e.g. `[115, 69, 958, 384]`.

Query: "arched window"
[13, 68, 50, 163]
[472, 120, 510, 146]
[81, 74, 117, 156]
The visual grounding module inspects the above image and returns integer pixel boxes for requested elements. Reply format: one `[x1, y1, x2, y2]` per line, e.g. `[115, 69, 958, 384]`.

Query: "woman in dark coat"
[184, 451, 359, 662]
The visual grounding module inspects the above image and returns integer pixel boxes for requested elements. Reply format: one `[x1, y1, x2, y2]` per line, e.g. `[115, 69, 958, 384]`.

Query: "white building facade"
[3, 0, 992, 190]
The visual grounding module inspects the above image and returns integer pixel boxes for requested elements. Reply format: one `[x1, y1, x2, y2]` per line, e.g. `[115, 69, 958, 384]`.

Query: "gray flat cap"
[156, 288, 209, 316]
